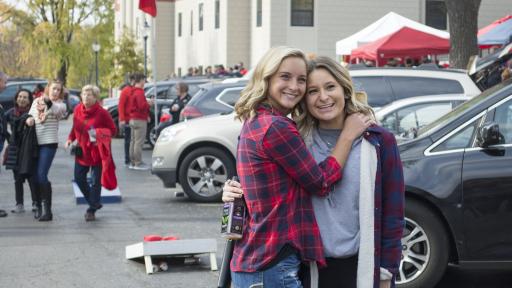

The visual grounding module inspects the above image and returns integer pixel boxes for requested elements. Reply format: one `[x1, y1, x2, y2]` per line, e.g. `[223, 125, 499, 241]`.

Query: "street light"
[92, 42, 101, 87]
[142, 21, 150, 76]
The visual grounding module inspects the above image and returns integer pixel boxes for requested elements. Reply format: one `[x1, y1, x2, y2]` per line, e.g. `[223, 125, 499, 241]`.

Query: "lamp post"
[92, 42, 101, 86]
[142, 21, 150, 76]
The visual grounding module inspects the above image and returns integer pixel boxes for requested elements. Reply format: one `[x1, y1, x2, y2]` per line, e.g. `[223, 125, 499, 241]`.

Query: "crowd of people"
[0, 72, 119, 222]
[165, 62, 249, 80]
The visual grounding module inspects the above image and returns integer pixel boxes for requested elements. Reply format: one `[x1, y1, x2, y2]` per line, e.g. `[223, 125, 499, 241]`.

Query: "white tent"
[336, 12, 450, 56]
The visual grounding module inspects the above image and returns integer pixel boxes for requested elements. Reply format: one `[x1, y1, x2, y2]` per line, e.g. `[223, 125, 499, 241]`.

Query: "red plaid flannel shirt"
[231, 105, 342, 272]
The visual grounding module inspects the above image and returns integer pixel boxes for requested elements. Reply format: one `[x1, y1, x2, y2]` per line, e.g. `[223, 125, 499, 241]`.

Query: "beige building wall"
[116, 0, 512, 74]
[174, 0, 250, 76]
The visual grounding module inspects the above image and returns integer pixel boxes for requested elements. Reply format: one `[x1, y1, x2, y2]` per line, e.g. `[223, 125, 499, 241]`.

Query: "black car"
[179, 81, 248, 121]
[0, 79, 47, 111]
[152, 81, 247, 144]
[396, 78, 512, 288]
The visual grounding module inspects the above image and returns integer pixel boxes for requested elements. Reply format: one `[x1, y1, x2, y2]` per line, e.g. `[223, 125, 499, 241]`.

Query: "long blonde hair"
[295, 56, 375, 137]
[234, 46, 307, 121]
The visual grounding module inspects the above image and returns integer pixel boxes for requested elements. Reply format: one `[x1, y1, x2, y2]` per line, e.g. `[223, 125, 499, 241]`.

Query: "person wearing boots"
[3, 89, 39, 217]
[26, 79, 67, 222]
[65, 85, 116, 221]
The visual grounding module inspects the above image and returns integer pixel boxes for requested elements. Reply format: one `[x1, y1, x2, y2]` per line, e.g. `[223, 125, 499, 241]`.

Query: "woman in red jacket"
[65, 85, 116, 222]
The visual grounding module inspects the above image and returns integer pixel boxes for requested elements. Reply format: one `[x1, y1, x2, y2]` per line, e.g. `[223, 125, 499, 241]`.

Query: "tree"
[0, 0, 112, 85]
[0, 26, 43, 76]
[445, 0, 482, 69]
[105, 31, 145, 89]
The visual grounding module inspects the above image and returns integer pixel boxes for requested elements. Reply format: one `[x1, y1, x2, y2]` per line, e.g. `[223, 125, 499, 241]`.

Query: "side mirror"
[477, 122, 502, 147]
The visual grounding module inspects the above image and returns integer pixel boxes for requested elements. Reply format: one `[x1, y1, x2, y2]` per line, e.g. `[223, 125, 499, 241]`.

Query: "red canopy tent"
[351, 26, 450, 66]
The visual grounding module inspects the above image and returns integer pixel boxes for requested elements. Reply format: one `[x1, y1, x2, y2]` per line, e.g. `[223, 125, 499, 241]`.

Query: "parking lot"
[0, 118, 511, 288]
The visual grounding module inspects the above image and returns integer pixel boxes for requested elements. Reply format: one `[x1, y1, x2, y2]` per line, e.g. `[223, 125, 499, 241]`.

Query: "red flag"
[139, 0, 157, 17]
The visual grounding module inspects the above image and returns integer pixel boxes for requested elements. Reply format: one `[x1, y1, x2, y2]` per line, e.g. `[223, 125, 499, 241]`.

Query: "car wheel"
[146, 122, 155, 148]
[397, 200, 449, 288]
[178, 147, 235, 202]
[148, 126, 157, 147]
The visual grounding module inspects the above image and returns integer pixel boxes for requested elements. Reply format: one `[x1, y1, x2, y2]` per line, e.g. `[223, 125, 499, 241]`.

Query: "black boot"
[34, 202, 42, 219]
[38, 183, 53, 222]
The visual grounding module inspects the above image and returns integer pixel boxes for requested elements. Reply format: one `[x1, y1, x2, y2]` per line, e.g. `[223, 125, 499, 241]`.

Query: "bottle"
[221, 176, 246, 240]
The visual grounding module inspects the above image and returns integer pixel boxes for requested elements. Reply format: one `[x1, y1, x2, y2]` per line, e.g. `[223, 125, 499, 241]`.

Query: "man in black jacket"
[0, 71, 9, 217]
[169, 82, 191, 124]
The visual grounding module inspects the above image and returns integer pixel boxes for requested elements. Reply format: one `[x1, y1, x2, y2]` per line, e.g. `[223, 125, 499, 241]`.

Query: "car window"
[351, 76, 394, 107]
[432, 117, 481, 152]
[388, 77, 464, 100]
[381, 112, 398, 133]
[21, 84, 37, 92]
[146, 86, 169, 99]
[217, 88, 242, 107]
[396, 102, 453, 135]
[0, 85, 18, 102]
[493, 98, 512, 144]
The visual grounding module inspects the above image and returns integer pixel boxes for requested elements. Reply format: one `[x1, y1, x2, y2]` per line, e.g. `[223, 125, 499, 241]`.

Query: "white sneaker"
[128, 164, 135, 169]
[11, 204, 25, 214]
[132, 163, 150, 171]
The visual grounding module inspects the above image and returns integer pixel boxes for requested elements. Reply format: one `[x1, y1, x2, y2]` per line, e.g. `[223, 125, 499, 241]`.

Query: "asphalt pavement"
[0, 118, 511, 288]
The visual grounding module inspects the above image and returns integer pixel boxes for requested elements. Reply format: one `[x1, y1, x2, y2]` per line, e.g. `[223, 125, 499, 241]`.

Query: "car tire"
[178, 147, 235, 202]
[146, 122, 155, 148]
[148, 126, 157, 148]
[397, 199, 449, 288]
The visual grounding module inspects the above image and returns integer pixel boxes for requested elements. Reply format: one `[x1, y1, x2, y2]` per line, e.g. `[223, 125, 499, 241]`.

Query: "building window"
[199, 3, 204, 31]
[178, 13, 182, 37]
[190, 10, 193, 35]
[291, 0, 314, 27]
[426, 0, 447, 30]
[256, 0, 262, 27]
[215, 0, 220, 29]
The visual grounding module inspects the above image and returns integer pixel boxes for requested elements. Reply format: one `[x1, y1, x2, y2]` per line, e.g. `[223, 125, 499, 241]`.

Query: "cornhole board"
[125, 238, 218, 274]
[72, 180, 122, 204]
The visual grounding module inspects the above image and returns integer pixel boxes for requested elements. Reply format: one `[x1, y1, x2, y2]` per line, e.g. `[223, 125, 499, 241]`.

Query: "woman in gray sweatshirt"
[26, 79, 67, 221]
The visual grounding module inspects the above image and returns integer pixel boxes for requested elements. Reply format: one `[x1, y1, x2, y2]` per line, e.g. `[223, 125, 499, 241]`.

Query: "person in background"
[3, 89, 38, 216]
[65, 85, 116, 222]
[118, 74, 135, 167]
[33, 84, 45, 99]
[169, 82, 191, 125]
[224, 56, 404, 288]
[26, 79, 67, 222]
[0, 71, 9, 218]
[226, 46, 372, 287]
[128, 73, 150, 170]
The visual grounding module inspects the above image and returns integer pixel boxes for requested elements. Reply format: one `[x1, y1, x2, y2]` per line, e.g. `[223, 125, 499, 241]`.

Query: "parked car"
[0, 79, 47, 111]
[179, 81, 247, 121]
[349, 66, 481, 108]
[396, 78, 512, 287]
[375, 94, 470, 142]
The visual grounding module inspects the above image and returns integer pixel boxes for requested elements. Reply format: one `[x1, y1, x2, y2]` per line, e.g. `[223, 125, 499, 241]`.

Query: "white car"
[375, 94, 471, 142]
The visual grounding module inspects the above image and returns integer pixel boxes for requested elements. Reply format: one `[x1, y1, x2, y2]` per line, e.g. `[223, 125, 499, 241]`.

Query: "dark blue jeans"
[35, 145, 57, 184]
[123, 125, 131, 164]
[231, 254, 302, 288]
[74, 162, 102, 213]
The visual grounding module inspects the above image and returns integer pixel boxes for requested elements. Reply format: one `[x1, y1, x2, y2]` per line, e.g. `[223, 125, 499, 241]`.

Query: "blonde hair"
[81, 84, 100, 99]
[295, 56, 375, 137]
[234, 46, 307, 121]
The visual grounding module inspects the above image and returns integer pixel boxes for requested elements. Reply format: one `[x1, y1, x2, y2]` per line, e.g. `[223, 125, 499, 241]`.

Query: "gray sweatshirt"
[309, 127, 361, 258]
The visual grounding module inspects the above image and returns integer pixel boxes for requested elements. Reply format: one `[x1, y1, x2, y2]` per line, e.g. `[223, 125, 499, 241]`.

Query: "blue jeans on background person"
[35, 145, 57, 184]
[74, 162, 102, 213]
[231, 254, 302, 288]
[124, 125, 131, 165]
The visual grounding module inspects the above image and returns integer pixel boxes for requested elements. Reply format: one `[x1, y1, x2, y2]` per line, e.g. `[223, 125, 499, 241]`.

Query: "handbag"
[70, 144, 83, 158]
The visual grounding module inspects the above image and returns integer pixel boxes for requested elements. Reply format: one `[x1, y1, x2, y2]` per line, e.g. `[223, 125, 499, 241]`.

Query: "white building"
[115, 0, 512, 78]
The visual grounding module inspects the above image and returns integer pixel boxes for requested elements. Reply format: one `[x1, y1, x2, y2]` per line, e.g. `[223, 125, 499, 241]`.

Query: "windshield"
[418, 80, 512, 137]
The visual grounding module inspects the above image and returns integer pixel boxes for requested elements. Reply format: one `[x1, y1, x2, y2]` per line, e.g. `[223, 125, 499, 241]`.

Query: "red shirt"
[231, 104, 342, 272]
[118, 85, 133, 122]
[68, 102, 117, 166]
[128, 87, 149, 121]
